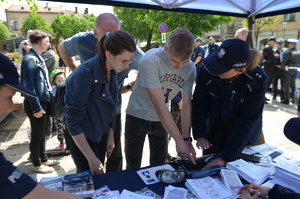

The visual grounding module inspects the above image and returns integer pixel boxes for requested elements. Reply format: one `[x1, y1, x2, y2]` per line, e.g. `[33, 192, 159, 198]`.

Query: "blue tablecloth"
[92, 164, 185, 195]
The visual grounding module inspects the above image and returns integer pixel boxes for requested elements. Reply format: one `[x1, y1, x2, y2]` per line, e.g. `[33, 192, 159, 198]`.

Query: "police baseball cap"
[195, 38, 202, 42]
[0, 54, 37, 97]
[268, 37, 276, 42]
[284, 118, 300, 145]
[203, 38, 252, 75]
[209, 36, 214, 40]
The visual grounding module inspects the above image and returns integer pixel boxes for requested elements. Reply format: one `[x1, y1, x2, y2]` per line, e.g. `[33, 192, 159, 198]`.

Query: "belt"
[288, 67, 298, 70]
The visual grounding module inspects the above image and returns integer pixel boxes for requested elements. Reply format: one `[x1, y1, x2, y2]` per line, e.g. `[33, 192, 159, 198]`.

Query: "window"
[13, 21, 18, 30]
[216, 25, 221, 31]
[3, 44, 12, 51]
[284, 13, 296, 22]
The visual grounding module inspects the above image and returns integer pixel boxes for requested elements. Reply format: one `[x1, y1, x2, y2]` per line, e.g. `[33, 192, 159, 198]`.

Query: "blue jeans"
[125, 114, 168, 169]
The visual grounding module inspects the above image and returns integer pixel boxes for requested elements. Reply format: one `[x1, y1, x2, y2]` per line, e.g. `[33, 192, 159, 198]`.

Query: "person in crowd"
[21, 30, 60, 173]
[280, 39, 300, 104]
[64, 30, 136, 174]
[192, 38, 267, 169]
[234, 27, 249, 42]
[272, 39, 285, 101]
[238, 117, 300, 199]
[57, 38, 67, 74]
[125, 28, 196, 169]
[58, 13, 144, 172]
[207, 36, 219, 56]
[42, 46, 57, 139]
[192, 37, 205, 80]
[19, 29, 33, 57]
[50, 69, 67, 150]
[0, 53, 81, 199]
[262, 37, 278, 102]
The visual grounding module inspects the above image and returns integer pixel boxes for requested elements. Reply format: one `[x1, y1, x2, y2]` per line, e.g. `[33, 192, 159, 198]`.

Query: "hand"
[297, 111, 300, 118]
[238, 183, 270, 197]
[106, 128, 115, 157]
[33, 109, 45, 118]
[88, 157, 104, 175]
[202, 157, 225, 169]
[178, 100, 183, 110]
[176, 139, 196, 164]
[196, 137, 212, 150]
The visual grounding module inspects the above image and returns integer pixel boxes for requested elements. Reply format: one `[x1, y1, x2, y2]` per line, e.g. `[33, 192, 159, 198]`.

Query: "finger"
[188, 153, 196, 164]
[252, 192, 260, 199]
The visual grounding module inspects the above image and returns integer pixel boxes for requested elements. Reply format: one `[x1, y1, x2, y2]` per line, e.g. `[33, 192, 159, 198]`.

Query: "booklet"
[185, 176, 232, 199]
[226, 159, 271, 185]
[136, 164, 175, 185]
[220, 169, 243, 196]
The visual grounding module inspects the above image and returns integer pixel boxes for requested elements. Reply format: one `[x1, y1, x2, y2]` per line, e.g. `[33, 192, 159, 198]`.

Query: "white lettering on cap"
[233, 63, 247, 67]
[218, 48, 225, 58]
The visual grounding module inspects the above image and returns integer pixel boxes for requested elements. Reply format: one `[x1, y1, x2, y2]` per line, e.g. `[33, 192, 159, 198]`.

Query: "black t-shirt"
[0, 153, 37, 198]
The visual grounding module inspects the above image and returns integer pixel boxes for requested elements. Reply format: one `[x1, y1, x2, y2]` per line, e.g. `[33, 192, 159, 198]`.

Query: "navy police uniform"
[272, 41, 285, 100]
[262, 44, 277, 89]
[0, 153, 37, 198]
[281, 43, 300, 104]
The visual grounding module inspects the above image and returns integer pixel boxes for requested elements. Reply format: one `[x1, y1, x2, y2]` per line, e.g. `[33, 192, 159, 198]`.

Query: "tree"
[113, 7, 233, 51]
[0, 23, 10, 41]
[51, 13, 96, 40]
[20, 13, 53, 36]
[242, 15, 281, 47]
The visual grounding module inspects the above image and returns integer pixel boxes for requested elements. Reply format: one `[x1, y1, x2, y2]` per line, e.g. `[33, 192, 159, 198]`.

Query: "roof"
[5, 4, 84, 17]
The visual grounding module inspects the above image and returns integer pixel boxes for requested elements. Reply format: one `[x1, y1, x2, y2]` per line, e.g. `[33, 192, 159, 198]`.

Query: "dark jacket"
[269, 184, 300, 199]
[281, 47, 300, 68]
[263, 44, 276, 63]
[64, 55, 117, 143]
[208, 43, 219, 56]
[192, 66, 267, 162]
[21, 49, 50, 113]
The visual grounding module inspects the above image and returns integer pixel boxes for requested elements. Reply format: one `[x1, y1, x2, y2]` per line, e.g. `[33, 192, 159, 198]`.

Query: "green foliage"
[113, 7, 233, 51]
[20, 13, 53, 36]
[51, 13, 96, 40]
[0, 23, 10, 41]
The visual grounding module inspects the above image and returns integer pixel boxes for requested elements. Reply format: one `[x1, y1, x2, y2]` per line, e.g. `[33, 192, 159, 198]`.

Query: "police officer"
[192, 38, 205, 80]
[262, 37, 278, 101]
[272, 40, 285, 100]
[281, 39, 300, 104]
[207, 36, 219, 56]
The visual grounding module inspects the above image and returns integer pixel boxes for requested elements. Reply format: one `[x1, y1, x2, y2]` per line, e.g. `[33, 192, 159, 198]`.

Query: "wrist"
[126, 83, 132, 91]
[183, 137, 192, 142]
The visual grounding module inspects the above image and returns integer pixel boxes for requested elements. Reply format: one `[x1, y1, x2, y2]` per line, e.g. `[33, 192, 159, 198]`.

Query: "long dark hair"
[97, 30, 136, 83]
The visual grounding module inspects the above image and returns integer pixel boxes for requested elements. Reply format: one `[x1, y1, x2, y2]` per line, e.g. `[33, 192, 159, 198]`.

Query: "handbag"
[41, 68, 56, 117]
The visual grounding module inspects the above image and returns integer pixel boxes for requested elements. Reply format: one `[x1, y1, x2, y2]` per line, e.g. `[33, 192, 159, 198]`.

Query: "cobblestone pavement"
[1, 88, 300, 180]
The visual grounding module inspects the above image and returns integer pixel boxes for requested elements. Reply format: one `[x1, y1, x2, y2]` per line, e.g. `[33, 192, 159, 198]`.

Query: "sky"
[0, 0, 113, 21]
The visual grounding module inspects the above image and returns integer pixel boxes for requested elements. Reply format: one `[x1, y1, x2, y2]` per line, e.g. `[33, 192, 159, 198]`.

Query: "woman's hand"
[202, 157, 225, 169]
[196, 137, 212, 150]
[238, 183, 270, 197]
[106, 127, 115, 158]
[33, 109, 45, 118]
[88, 157, 104, 175]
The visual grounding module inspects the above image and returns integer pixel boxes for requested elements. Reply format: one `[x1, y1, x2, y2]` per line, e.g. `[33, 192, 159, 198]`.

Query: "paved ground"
[1, 71, 300, 180]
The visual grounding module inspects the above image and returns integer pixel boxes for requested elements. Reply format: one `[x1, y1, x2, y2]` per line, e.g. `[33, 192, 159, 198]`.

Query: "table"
[93, 164, 185, 195]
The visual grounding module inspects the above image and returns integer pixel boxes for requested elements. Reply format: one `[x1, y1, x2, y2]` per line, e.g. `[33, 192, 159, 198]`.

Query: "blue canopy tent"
[44, 0, 300, 47]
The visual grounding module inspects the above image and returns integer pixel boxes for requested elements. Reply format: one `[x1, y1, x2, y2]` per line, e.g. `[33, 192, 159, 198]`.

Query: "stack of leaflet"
[185, 176, 232, 199]
[226, 159, 271, 185]
[272, 154, 300, 193]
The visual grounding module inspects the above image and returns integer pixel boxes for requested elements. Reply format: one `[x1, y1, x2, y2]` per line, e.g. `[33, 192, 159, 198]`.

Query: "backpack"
[54, 82, 66, 118]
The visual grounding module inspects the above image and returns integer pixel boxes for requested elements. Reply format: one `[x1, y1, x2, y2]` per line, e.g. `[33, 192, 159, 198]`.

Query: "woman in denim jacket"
[64, 31, 136, 174]
[21, 30, 60, 173]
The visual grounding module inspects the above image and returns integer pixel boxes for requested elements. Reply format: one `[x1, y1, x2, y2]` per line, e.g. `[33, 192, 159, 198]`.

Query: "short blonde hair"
[167, 28, 194, 60]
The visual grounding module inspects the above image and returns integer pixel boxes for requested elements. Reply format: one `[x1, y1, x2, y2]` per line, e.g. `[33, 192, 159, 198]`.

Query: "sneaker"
[59, 143, 65, 149]
[42, 160, 60, 166]
[32, 165, 54, 173]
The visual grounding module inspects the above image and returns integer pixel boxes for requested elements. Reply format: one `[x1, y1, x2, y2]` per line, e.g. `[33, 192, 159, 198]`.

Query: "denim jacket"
[21, 49, 50, 113]
[64, 55, 117, 143]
